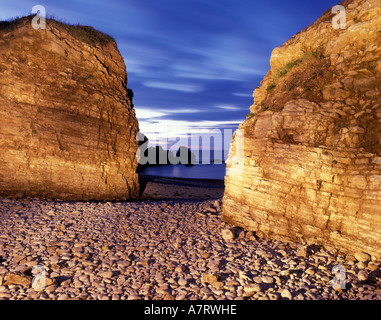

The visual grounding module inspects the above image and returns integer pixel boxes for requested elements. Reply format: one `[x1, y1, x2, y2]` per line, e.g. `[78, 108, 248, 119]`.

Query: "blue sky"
[1, 0, 339, 148]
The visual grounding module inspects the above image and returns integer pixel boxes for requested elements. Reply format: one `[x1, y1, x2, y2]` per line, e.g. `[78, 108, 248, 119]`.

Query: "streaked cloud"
[233, 92, 253, 98]
[134, 108, 167, 119]
[2, 0, 338, 149]
[143, 81, 203, 93]
[217, 105, 242, 111]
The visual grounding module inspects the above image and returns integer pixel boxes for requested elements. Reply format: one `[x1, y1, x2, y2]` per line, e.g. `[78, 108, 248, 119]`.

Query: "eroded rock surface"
[223, 0, 381, 258]
[0, 17, 139, 200]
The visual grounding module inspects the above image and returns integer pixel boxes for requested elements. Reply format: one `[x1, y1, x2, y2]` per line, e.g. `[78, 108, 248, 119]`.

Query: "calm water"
[139, 164, 226, 180]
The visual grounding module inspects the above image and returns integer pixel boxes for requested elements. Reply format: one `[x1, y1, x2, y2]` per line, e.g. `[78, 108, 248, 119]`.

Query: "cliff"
[0, 17, 140, 201]
[223, 0, 381, 258]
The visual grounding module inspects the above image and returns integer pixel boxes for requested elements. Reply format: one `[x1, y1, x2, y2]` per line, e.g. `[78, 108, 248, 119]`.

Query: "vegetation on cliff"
[0, 15, 115, 46]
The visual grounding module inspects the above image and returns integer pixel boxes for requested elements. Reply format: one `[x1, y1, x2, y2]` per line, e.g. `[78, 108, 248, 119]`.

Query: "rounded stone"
[368, 262, 380, 271]
[354, 252, 371, 263]
[244, 283, 263, 293]
[100, 271, 114, 278]
[261, 276, 274, 284]
[281, 289, 293, 300]
[357, 270, 369, 282]
[178, 278, 188, 286]
[57, 294, 69, 300]
[221, 229, 235, 241]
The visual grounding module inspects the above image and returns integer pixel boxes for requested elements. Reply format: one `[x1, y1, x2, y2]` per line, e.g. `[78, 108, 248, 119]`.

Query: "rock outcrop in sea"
[0, 17, 139, 201]
[223, 0, 381, 258]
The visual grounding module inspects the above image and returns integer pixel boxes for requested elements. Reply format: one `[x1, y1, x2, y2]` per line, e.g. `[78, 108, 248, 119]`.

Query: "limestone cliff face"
[0, 17, 139, 201]
[223, 0, 381, 257]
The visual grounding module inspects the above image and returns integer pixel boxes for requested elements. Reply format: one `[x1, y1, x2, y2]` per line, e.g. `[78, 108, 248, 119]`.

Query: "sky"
[1, 0, 339, 151]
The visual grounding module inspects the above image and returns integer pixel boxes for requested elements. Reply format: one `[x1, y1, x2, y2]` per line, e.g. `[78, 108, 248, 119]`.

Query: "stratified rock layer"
[0, 17, 139, 200]
[223, 0, 381, 258]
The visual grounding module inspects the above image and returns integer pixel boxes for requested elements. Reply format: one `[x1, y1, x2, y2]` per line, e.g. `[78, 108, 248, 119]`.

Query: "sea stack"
[0, 17, 140, 201]
[223, 0, 381, 258]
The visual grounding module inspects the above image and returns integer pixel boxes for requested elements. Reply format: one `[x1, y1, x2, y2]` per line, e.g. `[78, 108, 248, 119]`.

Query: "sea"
[139, 163, 226, 180]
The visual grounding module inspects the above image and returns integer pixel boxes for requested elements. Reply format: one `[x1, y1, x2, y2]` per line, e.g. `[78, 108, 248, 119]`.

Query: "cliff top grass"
[258, 48, 332, 113]
[0, 15, 115, 46]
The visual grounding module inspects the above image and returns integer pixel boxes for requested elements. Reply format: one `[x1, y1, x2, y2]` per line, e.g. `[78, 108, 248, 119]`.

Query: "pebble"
[201, 274, 220, 284]
[296, 246, 308, 257]
[0, 292, 12, 299]
[0, 197, 379, 300]
[57, 294, 69, 300]
[100, 271, 114, 279]
[175, 265, 186, 273]
[221, 229, 235, 241]
[354, 252, 371, 263]
[178, 278, 188, 286]
[156, 286, 170, 295]
[268, 292, 280, 300]
[368, 262, 380, 271]
[357, 270, 369, 282]
[281, 289, 293, 300]
[244, 283, 263, 293]
[305, 268, 315, 275]
[261, 276, 274, 284]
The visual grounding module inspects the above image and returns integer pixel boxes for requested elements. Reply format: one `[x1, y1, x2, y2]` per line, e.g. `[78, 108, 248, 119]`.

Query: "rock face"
[0, 17, 139, 200]
[223, 0, 381, 258]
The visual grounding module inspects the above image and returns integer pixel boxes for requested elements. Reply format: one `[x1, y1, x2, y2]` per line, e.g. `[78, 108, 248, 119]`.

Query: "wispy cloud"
[3, 0, 337, 150]
[143, 81, 203, 93]
[217, 105, 242, 111]
[233, 92, 252, 98]
[134, 108, 167, 119]
[134, 106, 200, 120]
[139, 119, 242, 136]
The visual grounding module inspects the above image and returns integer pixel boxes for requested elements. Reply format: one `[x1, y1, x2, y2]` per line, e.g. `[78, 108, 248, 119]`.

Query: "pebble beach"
[0, 176, 380, 300]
